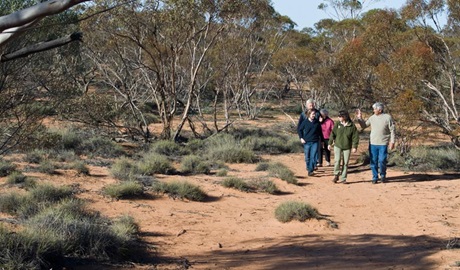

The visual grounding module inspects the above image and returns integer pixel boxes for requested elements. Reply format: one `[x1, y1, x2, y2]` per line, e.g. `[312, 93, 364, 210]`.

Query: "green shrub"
[71, 161, 90, 175]
[221, 177, 252, 192]
[216, 169, 228, 176]
[275, 201, 319, 223]
[138, 153, 174, 175]
[241, 136, 292, 154]
[250, 178, 280, 194]
[0, 192, 29, 215]
[103, 181, 144, 199]
[180, 155, 210, 175]
[78, 136, 125, 158]
[37, 160, 57, 174]
[6, 171, 27, 184]
[54, 149, 79, 162]
[24, 149, 48, 164]
[0, 159, 16, 177]
[257, 162, 297, 185]
[389, 145, 460, 171]
[184, 138, 206, 154]
[206, 144, 258, 163]
[60, 129, 83, 150]
[152, 181, 207, 201]
[110, 157, 139, 180]
[149, 140, 185, 158]
[110, 215, 139, 243]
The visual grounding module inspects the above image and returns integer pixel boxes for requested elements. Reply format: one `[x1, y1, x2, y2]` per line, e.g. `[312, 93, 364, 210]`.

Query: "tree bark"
[1, 32, 82, 62]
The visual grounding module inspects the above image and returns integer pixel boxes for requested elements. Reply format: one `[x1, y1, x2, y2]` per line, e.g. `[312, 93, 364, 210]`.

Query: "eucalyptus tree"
[399, 0, 460, 149]
[82, 0, 229, 141]
[208, 0, 289, 121]
[0, 0, 87, 154]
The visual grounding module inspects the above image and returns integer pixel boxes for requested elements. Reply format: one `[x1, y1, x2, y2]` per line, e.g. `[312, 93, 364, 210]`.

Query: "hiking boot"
[339, 179, 347, 184]
[308, 172, 315, 177]
[381, 177, 387, 183]
[371, 179, 378, 184]
[326, 162, 331, 166]
[332, 175, 339, 183]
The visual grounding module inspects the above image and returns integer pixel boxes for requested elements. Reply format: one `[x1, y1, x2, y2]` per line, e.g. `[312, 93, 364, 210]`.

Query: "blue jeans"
[303, 141, 319, 173]
[369, 144, 388, 180]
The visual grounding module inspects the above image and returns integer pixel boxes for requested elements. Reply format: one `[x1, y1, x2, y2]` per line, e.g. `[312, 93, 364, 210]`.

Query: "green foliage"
[241, 135, 299, 154]
[6, 171, 27, 184]
[110, 215, 139, 243]
[149, 140, 186, 159]
[152, 181, 207, 201]
[79, 136, 125, 158]
[389, 144, 460, 171]
[275, 201, 319, 223]
[256, 162, 297, 184]
[60, 128, 83, 150]
[24, 149, 48, 164]
[215, 169, 228, 176]
[0, 159, 16, 177]
[37, 160, 57, 174]
[249, 178, 280, 194]
[138, 153, 174, 175]
[103, 181, 144, 199]
[70, 161, 90, 175]
[180, 155, 210, 175]
[221, 177, 252, 192]
[110, 157, 140, 180]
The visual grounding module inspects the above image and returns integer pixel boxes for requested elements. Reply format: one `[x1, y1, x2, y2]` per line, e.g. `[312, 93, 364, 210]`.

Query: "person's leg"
[369, 144, 379, 182]
[309, 142, 319, 174]
[318, 139, 323, 166]
[340, 149, 351, 182]
[378, 145, 388, 181]
[303, 142, 312, 172]
[333, 146, 342, 177]
[324, 139, 331, 165]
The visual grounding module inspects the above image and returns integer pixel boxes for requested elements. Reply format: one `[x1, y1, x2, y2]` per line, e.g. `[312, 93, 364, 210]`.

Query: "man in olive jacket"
[328, 110, 359, 184]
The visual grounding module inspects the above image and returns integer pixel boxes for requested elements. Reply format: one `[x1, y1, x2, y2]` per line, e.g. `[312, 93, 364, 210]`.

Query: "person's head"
[307, 109, 316, 120]
[306, 99, 316, 110]
[320, 109, 328, 118]
[372, 102, 384, 115]
[338, 110, 350, 122]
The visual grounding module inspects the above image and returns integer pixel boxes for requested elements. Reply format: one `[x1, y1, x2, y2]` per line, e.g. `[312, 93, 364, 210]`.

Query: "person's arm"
[328, 123, 337, 150]
[351, 125, 359, 153]
[297, 112, 305, 139]
[355, 109, 369, 129]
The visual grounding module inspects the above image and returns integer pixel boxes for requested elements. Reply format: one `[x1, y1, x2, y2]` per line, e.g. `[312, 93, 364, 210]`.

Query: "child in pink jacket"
[319, 109, 334, 166]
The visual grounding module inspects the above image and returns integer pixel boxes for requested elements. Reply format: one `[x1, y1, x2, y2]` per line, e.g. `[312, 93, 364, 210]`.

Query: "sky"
[271, 0, 415, 30]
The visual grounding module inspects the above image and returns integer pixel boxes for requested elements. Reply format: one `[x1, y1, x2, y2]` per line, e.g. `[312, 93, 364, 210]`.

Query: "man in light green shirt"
[356, 102, 395, 184]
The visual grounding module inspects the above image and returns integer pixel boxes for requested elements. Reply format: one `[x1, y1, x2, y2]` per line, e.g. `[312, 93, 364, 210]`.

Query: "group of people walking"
[297, 99, 395, 184]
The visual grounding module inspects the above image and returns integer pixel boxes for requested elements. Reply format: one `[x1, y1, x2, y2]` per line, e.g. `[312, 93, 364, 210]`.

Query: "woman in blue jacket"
[298, 109, 323, 176]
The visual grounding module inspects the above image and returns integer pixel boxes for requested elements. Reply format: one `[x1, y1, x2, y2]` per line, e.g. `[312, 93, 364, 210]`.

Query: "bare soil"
[2, 116, 460, 270]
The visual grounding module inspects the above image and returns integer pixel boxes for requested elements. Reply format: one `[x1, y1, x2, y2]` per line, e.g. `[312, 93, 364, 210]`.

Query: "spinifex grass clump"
[221, 177, 252, 192]
[180, 155, 210, 175]
[0, 184, 141, 269]
[103, 181, 144, 199]
[275, 201, 320, 223]
[204, 133, 258, 163]
[152, 180, 207, 201]
[256, 162, 297, 185]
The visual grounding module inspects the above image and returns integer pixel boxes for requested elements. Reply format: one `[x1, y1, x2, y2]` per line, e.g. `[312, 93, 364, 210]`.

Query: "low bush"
[215, 169, 228, 177]
[221, 177, 252, 192]
[152, 181, 207, 201]
[78, 136, 125, 158]
[256, 162, 297, 185]
[110, 157, 140, 180]
[6, 171, 27, 184]
[37, 160, 57, 174]
[24, 149, 48, 164]
[275, 201, 320, 223]
[180, 155, 210, 175]
[0, 159, 16, 177]
[250, 178, 280, 194]
[103, 181, 144, 199]
[138, 153, 174, 175]
[70, 161, 90, 175]
[149, 140, 186, 159]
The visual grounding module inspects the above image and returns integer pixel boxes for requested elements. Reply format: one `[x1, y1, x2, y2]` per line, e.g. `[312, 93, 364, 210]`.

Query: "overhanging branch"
[0, 32, 82, 62]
